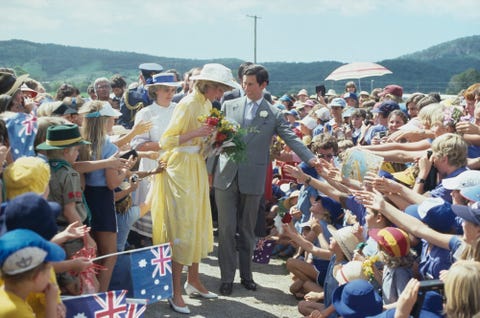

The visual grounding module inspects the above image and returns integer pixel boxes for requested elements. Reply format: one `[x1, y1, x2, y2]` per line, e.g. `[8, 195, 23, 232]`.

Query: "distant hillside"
[400, 35, 480, 60]
[1, 37, 479, 95]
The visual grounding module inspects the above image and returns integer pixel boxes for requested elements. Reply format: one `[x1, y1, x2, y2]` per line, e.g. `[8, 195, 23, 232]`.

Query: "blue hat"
[459, 184, 480, 202]
[279, 94, 293, 103]
[451, 202, 480, 226]
[0, 229, 65, 275]
[146, 72, 182, 88]
[329, 97, 347, 108]
[319, 196, 344, 223]
[405, 197, 456, 233]
[371, 100, 400, 114]
[5, 192, 61, 240]
[332, 279, 383, 318]
[343, 92, 358, 101]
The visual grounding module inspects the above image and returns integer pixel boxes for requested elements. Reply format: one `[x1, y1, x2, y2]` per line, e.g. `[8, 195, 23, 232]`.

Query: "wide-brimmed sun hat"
[332, 279, 383, 318]
[36, 124, 90, 150]
[191, 63, 239, 89]
[327, 225, 360, 261]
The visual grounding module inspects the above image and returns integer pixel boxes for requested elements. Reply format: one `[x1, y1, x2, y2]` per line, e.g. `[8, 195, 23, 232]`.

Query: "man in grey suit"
[211, 64, 318, 296]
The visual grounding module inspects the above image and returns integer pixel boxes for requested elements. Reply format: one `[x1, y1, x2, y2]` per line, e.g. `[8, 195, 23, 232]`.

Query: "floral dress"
[150, 90, 213, 265]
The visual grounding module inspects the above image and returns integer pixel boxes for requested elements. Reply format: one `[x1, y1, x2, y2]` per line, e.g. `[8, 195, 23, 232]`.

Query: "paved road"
[145, 242, 300, 318]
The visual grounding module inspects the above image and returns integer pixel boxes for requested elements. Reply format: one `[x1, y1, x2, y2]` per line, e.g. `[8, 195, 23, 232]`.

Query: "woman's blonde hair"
[444, 260, 480, 318]
[195, 80, 231, 95]
[78, 100, 109, 161]
[431, 133, 468, 168]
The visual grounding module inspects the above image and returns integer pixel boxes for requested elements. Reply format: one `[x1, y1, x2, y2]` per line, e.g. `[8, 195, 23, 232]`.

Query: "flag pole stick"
[91, 243, 170, 262]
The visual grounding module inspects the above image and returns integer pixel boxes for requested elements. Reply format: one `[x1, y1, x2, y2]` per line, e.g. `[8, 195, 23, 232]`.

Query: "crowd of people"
[0, 61, 480, 317]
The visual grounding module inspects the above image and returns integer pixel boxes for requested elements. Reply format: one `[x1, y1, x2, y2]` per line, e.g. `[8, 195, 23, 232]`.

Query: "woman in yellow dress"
[150, 63, 238, 314]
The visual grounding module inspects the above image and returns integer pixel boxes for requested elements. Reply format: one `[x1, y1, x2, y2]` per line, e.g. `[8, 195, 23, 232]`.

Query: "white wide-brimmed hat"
[191, 63, 239, 89]
[146, 73, 182, 88]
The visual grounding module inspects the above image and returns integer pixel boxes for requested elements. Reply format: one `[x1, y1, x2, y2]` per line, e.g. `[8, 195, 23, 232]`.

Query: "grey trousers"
[215, 176, 262, 283]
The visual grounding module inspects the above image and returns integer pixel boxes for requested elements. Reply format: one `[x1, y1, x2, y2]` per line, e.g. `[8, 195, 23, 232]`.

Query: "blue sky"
[1, 0, 479, 63]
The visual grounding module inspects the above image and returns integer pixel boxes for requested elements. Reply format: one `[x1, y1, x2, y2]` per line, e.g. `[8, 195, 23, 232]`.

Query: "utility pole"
[246, 15, 261, 63]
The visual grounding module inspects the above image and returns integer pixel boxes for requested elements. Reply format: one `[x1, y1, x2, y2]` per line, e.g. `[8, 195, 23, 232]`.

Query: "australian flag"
[63, 290, 128, 318]
[252, 239, 276, 264]
[5, 112, 37, 160]
[130, 243, 173, 303]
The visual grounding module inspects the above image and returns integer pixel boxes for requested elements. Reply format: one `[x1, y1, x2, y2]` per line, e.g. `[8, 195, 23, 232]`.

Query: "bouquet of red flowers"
[198, 108, 247, 162]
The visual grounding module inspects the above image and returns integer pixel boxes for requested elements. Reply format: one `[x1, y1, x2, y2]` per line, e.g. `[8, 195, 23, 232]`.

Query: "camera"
[375, 131, 387, 138]
[130, 174, 139, 183]
[315, 85, 326, 97]
[410, 280, 444, 318]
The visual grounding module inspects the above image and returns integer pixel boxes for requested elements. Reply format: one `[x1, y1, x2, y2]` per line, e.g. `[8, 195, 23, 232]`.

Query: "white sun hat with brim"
[190, 63, 240, 90]
[146, 72, 182, 88]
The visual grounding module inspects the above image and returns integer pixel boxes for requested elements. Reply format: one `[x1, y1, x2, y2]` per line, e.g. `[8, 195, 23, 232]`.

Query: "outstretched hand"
[353, 189, 385, 212]
[394, 279, 420, 318]
[283, 164, 307, 184]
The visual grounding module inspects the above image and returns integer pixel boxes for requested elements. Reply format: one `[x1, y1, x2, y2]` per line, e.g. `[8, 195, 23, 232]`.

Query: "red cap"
[378, 85, 403, 98]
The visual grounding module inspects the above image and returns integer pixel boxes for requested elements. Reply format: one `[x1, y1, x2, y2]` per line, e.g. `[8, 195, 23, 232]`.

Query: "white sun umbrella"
[325, 62, 392, 81]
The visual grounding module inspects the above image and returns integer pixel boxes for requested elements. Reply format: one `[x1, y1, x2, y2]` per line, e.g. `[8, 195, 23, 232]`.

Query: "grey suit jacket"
[210, 96, 315, 194]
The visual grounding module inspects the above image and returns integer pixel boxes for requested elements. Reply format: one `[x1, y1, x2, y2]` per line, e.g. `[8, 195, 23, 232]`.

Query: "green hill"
[1, 36, 479, 96]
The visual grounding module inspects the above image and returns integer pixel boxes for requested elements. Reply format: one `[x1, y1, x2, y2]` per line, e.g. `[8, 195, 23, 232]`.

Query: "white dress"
[130, 102, 176, 237]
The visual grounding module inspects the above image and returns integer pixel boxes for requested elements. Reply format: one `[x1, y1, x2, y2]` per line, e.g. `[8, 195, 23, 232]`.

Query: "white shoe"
[167, 298, 190, 314]
[184, 282, 218, 299]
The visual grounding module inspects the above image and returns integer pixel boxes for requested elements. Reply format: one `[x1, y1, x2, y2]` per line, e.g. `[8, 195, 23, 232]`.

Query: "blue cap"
[405, 197, 455, 233]
[459, 184, 480, 202]
[371, 100, 400, 114]
[343, 92, 358, 101]
[5, 192, 61, 240]
[329, 97, 347, 108]
[279, 94, 293, 103]
[451, 202, 480, 226]
[0, 229, 65, 275]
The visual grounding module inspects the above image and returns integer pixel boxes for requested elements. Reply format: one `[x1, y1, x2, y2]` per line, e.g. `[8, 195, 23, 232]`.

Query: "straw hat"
[327, 225, 360, 261]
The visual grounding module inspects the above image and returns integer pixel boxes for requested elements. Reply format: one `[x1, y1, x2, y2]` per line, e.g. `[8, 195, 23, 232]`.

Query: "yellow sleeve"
[26, 267, 61, 318]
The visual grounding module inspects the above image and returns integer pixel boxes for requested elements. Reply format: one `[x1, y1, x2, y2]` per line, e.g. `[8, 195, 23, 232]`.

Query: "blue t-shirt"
[430, 167, 467, 203]
[85, 138, 118, 187]
[364, 124, 387, 145]
[418, 240, 452, 279]
[296, 185, 318, 227]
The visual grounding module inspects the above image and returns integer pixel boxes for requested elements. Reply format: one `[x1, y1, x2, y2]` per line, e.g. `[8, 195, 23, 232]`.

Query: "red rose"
[206, 117, 219, 126]
[216, 133, 227, 142]
[281, 213, 292, 224]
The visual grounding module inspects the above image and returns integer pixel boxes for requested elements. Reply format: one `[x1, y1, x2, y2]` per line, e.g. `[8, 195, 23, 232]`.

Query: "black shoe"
[219, 282, 233, 296]
[240, 279, 257, 291]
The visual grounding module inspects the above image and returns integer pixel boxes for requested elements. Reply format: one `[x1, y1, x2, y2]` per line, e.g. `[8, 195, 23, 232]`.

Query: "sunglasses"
[317, 153, 334, 159]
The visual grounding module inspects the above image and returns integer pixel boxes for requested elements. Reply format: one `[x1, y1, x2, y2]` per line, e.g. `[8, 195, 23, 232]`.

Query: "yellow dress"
[150, 90, 213, 265]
